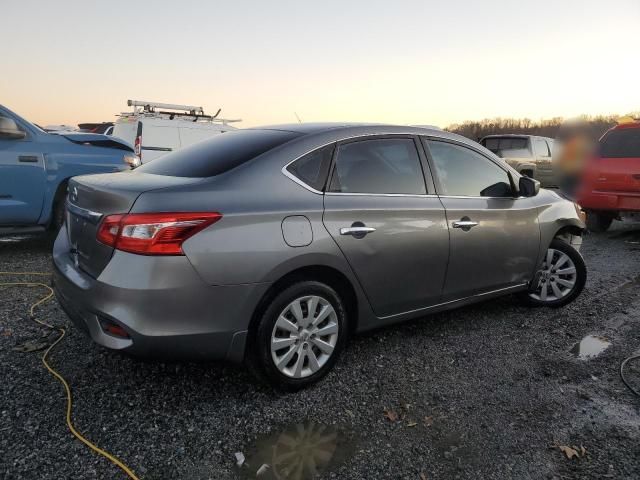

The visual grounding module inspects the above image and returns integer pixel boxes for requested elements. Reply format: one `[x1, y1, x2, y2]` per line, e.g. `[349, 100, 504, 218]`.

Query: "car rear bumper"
[579, 190, 640, 212]
[52, 227, 270, 362]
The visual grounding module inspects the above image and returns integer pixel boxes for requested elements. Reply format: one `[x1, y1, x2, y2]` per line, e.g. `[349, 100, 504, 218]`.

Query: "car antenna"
[294, 112, 303, 124]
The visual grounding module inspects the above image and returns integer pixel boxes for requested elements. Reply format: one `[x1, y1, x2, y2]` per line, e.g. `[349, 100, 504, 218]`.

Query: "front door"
[0, 118, 45, 225]
[423, 139, 540, 301]
[322, 136, 449, 318]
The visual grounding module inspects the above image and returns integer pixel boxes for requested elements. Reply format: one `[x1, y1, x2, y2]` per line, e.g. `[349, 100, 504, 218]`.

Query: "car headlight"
[123, 154, 141, 169]
[573, 201, 586, 223]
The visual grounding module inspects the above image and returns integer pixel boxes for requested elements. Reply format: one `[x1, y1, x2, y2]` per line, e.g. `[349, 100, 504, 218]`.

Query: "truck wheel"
[49, 183, 68, 233]
[585, 212, 613, 232]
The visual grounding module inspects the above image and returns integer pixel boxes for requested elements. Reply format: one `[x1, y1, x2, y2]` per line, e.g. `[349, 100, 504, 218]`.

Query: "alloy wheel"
[271, 295, 339, 378]
[529, 248, 578, 302]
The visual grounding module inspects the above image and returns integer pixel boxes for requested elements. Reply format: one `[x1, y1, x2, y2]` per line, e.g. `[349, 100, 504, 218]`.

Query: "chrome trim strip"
[65, 201, 103, 224]
[379, 283, 528, 320]
[326, 192, 437, 198]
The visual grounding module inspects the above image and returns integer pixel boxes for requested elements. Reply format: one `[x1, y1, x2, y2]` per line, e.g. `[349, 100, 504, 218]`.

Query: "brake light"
[97, 212, 222, 255]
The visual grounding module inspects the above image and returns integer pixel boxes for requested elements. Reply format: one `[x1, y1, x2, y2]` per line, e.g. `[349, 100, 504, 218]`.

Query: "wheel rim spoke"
[311, 337, 334, 355]
[271, 337, 297, 352]
[546, 249, 554, 267]
[313, 323, 338, 337]
[277, 345, 298, 368]
[289, 299, 304, 323]
[556, 277, 575, 288]
[307, 348, 321, 372]
[276, 316, 298, 334]
[550, 281, 563, 299]
[557, 267, 576, 275]
[311, 304, 331, 328]
[293, 347, 305, 377]
[554, 253, 570, 269]
[540, 282, 549, 301]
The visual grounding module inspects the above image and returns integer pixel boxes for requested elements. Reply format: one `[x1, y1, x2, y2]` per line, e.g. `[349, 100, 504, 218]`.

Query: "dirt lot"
[1, 224, 639, 480]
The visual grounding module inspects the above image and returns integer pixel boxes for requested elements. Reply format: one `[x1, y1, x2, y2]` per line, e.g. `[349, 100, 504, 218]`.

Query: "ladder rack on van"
[124, 100, 241, 125]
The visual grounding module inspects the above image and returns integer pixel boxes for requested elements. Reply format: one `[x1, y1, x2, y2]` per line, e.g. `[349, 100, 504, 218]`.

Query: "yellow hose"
[1, 272, 139, 480]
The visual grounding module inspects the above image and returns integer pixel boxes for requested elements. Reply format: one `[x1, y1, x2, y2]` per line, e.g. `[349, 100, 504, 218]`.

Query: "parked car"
[579, 120, 640, 231]
[53, 124, 586, 389]
[111, 100, 240, 164]
[480, 135, 557, 187]
[0, 104, 138, 236]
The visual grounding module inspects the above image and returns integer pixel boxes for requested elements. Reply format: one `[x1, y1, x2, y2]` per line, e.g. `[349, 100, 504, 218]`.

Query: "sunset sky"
[2, 0, 639, 128]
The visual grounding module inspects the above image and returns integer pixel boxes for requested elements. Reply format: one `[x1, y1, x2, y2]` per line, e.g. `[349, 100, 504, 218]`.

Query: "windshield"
[136, 129, 301, 177]
[482, 137, 530, 158]
[600, 128, 640, 158]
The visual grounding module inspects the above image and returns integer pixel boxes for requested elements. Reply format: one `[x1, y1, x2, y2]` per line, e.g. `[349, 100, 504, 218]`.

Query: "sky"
[2, 0, 639, 128]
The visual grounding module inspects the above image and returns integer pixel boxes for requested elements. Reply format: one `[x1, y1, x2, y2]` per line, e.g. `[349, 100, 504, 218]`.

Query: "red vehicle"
[579, 121, 640, 232]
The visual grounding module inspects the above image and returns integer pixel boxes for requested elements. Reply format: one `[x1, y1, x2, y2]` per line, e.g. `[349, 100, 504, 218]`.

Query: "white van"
[112, 100, 241, 164]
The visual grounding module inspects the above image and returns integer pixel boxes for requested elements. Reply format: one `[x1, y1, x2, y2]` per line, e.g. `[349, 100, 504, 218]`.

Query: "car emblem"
[70, 186, 78, 203]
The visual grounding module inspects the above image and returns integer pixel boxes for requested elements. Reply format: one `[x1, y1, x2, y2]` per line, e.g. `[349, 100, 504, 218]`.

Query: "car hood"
[57, 132, 134, 152]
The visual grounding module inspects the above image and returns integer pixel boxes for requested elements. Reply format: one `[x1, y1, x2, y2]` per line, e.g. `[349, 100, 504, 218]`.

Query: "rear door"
[322, 136, 449, 317]
[0, 118, 45, 225]
[423, 138, 540, 301]
[140, 121, 180, 163]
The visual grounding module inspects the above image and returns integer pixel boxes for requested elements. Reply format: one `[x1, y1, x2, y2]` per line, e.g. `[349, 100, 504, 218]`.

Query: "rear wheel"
[518, 238, 586, 308]
[247, 281, 348, 390]
[585, 211, 613, 232]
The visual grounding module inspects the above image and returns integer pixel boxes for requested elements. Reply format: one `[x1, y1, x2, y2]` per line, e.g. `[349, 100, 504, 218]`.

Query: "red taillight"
[97, 212, 222, 255]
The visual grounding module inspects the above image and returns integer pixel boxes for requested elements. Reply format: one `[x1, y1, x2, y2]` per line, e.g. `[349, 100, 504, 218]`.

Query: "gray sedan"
[53, 124, 587, 389]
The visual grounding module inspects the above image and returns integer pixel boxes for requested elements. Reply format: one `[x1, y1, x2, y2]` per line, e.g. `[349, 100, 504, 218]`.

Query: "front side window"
[426, 140, 513, 197]
[286, 144, 335, 191]
[329, 138, 426, 194]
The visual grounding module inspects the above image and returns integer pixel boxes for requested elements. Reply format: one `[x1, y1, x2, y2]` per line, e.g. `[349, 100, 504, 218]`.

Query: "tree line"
[445, 115, 624, 142]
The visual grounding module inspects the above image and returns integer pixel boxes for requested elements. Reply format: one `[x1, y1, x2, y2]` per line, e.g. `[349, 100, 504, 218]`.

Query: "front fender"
[536, 190, 585, 266]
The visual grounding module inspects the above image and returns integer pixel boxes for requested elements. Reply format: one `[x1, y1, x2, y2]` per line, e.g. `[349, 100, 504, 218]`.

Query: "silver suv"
[53, 124, 586, 389]
[480, 134, 557, 187]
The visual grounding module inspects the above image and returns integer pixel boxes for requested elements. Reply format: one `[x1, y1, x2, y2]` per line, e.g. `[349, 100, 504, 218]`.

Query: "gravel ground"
[1, 223, 639, 480]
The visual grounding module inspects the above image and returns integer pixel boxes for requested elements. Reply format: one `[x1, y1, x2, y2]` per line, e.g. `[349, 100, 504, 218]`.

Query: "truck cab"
[0, 105, 137, 236]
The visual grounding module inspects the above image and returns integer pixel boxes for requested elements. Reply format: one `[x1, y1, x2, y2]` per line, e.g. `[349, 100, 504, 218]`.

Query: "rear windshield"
[136, 129, 301, 177]
[600, 128, 640, 158]
[482, 137, 530, 158]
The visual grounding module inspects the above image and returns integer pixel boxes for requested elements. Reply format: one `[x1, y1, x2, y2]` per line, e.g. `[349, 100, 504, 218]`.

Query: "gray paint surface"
[53, 123, 585, 362]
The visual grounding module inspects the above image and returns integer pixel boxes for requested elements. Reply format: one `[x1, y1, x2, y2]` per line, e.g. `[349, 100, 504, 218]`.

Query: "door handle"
[452, 220, 479, 229]
[340, 226, 376, 236]
[18, 155, 38, 163]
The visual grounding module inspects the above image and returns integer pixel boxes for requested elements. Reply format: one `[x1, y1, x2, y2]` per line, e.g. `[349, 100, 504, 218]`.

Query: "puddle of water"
[571, 335, 611, 360]
[237, 422, 356, 480]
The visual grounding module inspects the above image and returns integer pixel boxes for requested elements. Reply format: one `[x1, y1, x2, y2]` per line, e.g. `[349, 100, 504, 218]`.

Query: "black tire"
[518, 238, 587, 308]
[49, 182, 68, 233]
[246, 281, 348, 391]
[585, 211, 613, 233]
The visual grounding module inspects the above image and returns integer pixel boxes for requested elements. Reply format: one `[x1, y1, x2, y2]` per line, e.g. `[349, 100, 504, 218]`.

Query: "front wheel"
[585, 211, 613, 232]
[518, 239, 586, 308]
[247, 281, 348, 390]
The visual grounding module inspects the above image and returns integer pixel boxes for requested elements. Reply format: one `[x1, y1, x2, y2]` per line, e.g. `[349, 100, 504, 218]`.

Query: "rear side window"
[136, 129, 301, 177]
[482, 137, 530, 158]
[286, 144, 335, 191]
[600, 128, 640, 158]
[328, 138, 426, 194]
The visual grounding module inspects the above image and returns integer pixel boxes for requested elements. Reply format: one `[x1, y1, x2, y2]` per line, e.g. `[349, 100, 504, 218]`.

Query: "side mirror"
[0, 116, 26, 139]
[519, 175, 540, 197]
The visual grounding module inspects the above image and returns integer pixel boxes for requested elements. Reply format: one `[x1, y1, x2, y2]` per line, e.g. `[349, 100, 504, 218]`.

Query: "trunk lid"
[65, 172, 203, 278]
